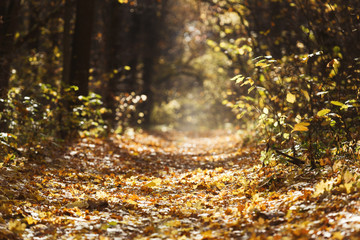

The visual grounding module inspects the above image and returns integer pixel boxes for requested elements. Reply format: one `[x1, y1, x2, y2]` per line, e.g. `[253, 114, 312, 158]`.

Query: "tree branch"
[0, 140, 22, 156]
[274, 149, 305, 167]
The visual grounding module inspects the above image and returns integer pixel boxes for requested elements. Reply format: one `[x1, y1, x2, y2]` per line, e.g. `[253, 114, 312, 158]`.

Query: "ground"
[0, 130, 360, 239]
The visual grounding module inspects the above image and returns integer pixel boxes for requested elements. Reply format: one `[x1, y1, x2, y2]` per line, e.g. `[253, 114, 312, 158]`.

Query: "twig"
[0, 140, 22, 156]
[274, 149, 305, 167]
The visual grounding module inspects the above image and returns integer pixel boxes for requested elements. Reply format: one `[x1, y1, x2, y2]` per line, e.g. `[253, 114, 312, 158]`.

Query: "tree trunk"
[69, 0, 95, 96]
[127, 12, 141, 92]
[141, 0, 167, 127]
[62, 0, 73, 87]
[0, 0, 20, 98]
[104, 0, 122, 124]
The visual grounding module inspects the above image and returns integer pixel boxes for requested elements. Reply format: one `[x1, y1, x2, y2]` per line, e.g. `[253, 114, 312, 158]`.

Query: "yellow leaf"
[286, 93, 296, 103]
[65, 200, 89, 209]
[202, 230, 213, 238]
[332, 231, 344, 240]
[344, 183, 353, 194]
[8, 220, 26, 234]
[125, 199, 137, 205]
[301, 90, 310, 101]
[317, 109, 331, 117]
[255, 60, 270, 68]
[146, 178, 162, 188]
[24, 216, 37, 225]
[165, 220, 181, 227]
[248, 86, 255, 94]
[292, 122, 310, 132]
[343, 170, 353, 183]
[215, 182, 225, 190]
[313, 179, 333, 197]
[331, 101, 344, 107]
[332, 160, 342, 172]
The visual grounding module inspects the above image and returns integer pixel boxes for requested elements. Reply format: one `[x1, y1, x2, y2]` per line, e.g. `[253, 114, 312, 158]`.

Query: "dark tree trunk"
[0, 0, 20, 98]
[104, 0, 122, 124]
[127, 12, 141, 92]
[69, 0, 95, 96]
[62, 0, 73, 87]
[58, 0, 74, 139]
[141, 0, 168, 127]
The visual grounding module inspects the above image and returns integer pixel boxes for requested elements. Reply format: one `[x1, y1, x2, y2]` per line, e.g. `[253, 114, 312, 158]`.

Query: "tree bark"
[62, 0, 73, 87]
[0, 0, 20, 98]
[104, 0, 122, 124]
[69, 0, 95, 96]
[141, 0, 168, 127]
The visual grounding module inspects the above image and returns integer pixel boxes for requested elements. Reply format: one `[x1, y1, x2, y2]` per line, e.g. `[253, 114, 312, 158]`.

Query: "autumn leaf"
[146, 178, 162, 188]
[313, 179, 333, 197]
[65, 200, 89, 209]
[301, 90, 310, 101]
[286, 93, 296, 103]
[331, 101, 344, 107]
[165, 220, 181, 227]
[292, 122, 310, 132]
[8, 220, 26, 234]
[2, 131, 360, 239]
[24, 216, 37, 225]
[255, 60, 270, 68]
[201, 230, 214, 238]
[332, 232, 344, 240]
[230, 74, 245, 84]
[317, 109, 331, 117]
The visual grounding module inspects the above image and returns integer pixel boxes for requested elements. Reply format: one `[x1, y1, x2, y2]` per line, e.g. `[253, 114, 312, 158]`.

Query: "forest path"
[1, 131, 359, 239]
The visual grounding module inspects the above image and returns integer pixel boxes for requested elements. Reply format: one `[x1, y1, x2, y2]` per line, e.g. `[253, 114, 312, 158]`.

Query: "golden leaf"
[292, 122, 310, 132]
[330, 101, 344, 107]
[301, 90, 310, 101]
[165, 220, 181, 227]
[317, 109, 331, 117]
[332, 232, 344, 240]
[146, 178, 162, 188]
[286, 93, 296, 103]
[8, 220, 26, 234]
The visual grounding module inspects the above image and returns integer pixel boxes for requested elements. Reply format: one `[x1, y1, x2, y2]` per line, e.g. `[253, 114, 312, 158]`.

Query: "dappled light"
[1, 0, 360, 239]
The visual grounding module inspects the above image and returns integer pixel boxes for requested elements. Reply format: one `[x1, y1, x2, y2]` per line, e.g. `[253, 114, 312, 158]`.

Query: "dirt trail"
[1, 131, 360, 239]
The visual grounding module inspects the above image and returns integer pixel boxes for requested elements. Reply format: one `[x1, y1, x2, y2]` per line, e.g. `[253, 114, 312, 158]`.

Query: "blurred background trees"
[0, 0, 236, 160]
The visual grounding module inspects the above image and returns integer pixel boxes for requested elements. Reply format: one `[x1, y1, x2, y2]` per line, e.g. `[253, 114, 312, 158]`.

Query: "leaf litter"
[0, 130, 360, 239]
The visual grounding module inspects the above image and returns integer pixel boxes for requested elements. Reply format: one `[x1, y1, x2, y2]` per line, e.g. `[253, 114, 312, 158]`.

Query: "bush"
[0, 84, 108, 162]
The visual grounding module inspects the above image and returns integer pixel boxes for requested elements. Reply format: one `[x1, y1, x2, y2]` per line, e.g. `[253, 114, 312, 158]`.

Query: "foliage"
[203, 0, 360, 165]
[0, 84, 108, 161]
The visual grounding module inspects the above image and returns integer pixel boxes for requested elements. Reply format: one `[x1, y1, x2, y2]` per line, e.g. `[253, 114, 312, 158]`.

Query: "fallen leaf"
[286, 93, 296, 103]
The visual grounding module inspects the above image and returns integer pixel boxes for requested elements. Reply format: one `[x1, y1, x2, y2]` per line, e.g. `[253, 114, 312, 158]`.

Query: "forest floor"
[1, 130, 360, 239]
